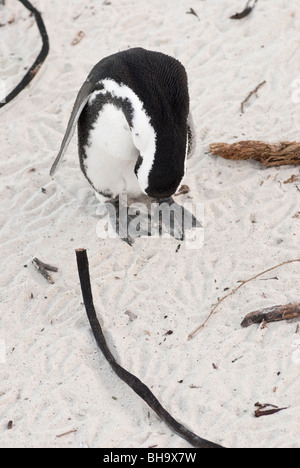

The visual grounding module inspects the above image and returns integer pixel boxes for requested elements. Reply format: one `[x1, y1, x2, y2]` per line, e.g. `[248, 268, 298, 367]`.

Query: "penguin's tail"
[50, 79, 94, 176]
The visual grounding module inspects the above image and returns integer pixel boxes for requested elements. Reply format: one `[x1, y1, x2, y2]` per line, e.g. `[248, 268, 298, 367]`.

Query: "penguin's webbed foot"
[105, 196, 151, 246]
[101, 195, 201, 245]
[155, 197, 201, 241]
[105, 196, 134, 246]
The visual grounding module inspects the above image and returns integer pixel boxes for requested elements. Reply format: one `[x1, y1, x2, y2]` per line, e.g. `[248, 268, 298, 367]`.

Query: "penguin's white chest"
[83, 103, 141, 197]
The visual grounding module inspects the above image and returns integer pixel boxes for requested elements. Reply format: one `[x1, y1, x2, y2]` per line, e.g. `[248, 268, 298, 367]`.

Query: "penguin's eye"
[134, 155, 143, 176]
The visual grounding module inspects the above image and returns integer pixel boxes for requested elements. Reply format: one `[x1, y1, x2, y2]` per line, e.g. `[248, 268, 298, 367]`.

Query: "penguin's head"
[144, 169, 183, 200]
[134, 130, 186, 200]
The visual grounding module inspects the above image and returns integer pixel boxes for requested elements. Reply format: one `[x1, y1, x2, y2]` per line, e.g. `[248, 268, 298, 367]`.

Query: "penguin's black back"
[87, 48, 190, 130]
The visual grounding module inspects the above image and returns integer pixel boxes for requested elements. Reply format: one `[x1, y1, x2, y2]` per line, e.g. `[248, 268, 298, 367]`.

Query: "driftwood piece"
[210, 141, 300, 167]
[241, 303, 300, 328]
[75, 248, 224, 449]
[188, 259, 300, 340]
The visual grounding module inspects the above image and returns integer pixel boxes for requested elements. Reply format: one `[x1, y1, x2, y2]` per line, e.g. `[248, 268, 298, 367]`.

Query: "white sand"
[0, 0, 299, 448]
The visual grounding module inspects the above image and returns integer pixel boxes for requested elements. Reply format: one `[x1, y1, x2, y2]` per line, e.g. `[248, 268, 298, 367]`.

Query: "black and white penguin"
[50, 47, 195, 198]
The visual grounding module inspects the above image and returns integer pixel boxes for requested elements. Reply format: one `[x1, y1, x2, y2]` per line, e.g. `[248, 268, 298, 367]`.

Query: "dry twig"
[240, 80, 266, 113]
[32, 257, 58, 284]
[188, 259, 300, 340]
[230, 0, 258, 20]
[56, 429, 77, 438]
[254, 402, 288, 418]
[186, 8, 200, 21]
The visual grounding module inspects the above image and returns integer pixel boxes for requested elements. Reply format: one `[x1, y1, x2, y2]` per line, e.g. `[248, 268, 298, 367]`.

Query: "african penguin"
[50, 47, 196, 202]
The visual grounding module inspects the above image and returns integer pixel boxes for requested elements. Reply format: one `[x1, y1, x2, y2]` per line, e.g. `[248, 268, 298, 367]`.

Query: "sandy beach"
[0, 0, 299, 448]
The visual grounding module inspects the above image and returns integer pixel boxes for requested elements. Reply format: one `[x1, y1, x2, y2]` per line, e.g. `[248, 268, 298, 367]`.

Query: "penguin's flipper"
[50, 79, 94, 176]
[187, 112, 196, 159]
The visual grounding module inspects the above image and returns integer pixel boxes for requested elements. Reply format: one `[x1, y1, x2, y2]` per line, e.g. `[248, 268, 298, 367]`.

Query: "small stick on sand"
[209, 141, 300, 167]
[241, 303, 300, 328]
[56, 429, 77, 438]
[230, 0, 258, 20]
[75, 248, 224, 449]
[32, 257, 58, 284]
[254, 402, 288, 418]
[186, 8, 200, 21]
[241, 80, 266, 113]
[188, 259, 300, 340]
